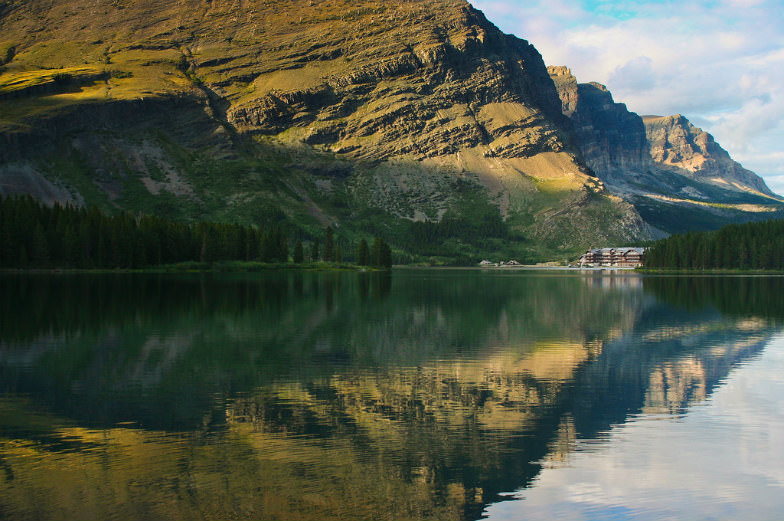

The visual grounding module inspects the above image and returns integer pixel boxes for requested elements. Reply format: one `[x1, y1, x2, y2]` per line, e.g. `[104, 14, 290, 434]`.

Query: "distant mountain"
[548, 66, 783, 235]
[643, 114, 774, 196]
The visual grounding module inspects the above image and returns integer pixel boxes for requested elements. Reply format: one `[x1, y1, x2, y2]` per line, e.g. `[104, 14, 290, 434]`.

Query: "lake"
[1, 269, 783, 520]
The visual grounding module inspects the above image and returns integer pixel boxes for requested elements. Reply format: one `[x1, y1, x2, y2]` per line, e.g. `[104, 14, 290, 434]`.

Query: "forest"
[643, 218, 784, 270]
[0, 195, 392, 269]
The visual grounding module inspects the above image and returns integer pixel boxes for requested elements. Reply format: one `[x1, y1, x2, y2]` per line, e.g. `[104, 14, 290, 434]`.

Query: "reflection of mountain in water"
[0, 272, 781, 521]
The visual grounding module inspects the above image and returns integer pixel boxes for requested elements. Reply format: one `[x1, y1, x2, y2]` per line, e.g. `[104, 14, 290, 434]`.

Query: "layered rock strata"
[0, 0, 650, 253]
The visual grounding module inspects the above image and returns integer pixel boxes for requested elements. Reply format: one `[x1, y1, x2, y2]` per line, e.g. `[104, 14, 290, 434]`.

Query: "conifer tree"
[31, 222, 49, 267]
[371, 237, 392, 268]
[379, 240, 392, 269]
[357, 238, 369, 266]
[324, 226, 334, 262]
[293, 240, 304, 263]
[278, 228, 289, 262]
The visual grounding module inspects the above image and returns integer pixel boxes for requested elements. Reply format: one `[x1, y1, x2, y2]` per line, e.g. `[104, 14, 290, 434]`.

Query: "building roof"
[585, 247, 646, 255]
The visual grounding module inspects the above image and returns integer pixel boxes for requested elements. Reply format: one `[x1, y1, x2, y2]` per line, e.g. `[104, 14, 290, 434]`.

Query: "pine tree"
[357, 238, 369, 266]
[311, 238, 320, 262]
[371, 237, 383, 267]
[260, 226, 277, 262]
[293, 240, 304, 263]
[324, 226, 334, 262]
[379, 240, 392, 269]
[31, 222, 50, 267]
[278, 228, 289, 262]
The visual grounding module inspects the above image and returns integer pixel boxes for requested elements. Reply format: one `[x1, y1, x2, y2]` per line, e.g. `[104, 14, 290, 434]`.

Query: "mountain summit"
[548, 66, 782, 235]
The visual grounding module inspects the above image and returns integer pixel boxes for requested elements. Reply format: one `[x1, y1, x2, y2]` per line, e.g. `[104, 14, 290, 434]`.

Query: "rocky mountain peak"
[547, 65, 649, 175]
[548, 66, 782, 234]
[547, 65, 578, 116]
[643, 114, 776, 197]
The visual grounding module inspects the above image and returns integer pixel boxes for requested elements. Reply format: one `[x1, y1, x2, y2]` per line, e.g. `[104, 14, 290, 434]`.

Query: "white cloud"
[470, 0, 784, 193]
[608, 56, 656, 92]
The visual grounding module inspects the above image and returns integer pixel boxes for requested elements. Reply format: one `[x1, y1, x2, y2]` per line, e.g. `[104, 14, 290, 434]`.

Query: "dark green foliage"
[644, 219, 784, 270]
[371, 237, 392, 269]
[324, 226, 335, 262]
[311, 238, 320, 262]
[356, 238, 370, 266]
[402, 205, 507, 257]
[293, 240, 304, 264]
[259, 225, 288, 263]
[30, 222, 50, 266]
[0, 195, 289, 268]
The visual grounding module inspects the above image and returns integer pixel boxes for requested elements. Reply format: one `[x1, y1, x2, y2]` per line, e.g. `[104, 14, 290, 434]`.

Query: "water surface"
[1, 270, 783, 520]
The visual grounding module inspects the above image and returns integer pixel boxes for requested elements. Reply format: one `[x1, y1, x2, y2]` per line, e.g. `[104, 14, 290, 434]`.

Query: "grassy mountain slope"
[0, 0, 649, 262]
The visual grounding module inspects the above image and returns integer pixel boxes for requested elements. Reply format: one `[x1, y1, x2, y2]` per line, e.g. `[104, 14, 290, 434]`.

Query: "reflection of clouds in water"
[483, 333, 784, 521]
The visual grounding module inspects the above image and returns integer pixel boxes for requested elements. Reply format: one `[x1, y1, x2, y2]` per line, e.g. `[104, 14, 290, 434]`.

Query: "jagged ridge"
[548, 66, 784, 235]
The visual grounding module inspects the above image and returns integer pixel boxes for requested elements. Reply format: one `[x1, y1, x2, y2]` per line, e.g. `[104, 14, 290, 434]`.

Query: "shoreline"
[3, 264, 784, 275]
[0, 261, 386, 274]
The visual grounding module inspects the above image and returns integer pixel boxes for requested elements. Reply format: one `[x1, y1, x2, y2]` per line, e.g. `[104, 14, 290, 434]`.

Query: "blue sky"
[471, 0, 784, 195]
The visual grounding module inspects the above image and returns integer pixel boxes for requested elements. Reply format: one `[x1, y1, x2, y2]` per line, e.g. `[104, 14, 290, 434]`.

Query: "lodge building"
[579, 247, 646, 268]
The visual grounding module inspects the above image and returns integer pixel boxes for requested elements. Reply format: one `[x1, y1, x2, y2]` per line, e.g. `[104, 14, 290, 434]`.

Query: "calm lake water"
[1, 269, 784, 521]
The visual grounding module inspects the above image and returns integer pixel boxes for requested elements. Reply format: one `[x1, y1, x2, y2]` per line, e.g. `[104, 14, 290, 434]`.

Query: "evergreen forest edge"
[0, 195, 392, 270]
[4, 194, 784, 271]
[642, 219, 784, 271]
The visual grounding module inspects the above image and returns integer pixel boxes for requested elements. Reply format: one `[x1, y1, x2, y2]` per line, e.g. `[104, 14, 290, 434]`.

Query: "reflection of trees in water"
[0, 272, 780, 520]
[643, 275, 784, 321]
[0, 272, 394, 343]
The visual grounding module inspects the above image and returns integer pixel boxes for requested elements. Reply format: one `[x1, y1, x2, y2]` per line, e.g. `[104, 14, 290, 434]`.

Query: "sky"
[470, 0, 784, 196]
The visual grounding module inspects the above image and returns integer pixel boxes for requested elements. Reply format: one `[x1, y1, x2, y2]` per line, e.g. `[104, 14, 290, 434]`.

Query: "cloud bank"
[471, 0, 784, 195]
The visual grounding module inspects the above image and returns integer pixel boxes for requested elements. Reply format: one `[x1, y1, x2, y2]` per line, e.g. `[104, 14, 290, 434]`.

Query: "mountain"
[548, 66, 784, 235]
[548, 66, 649, 175]
[643, 114, 774, 196]
[1, 0, 780, 263]
[0, 0, 648, 263]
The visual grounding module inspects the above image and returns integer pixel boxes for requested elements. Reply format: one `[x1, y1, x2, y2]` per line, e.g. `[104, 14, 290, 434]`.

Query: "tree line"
[0, 195, 393, 269]
[643, 218, 784, 270]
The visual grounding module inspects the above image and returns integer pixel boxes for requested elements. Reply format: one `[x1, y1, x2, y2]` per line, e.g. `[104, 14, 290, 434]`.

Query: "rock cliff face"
[548, 66, 648, 175]
[643, 114, 775, 196]
[0, 0, 648, 258]
[548, 66, 783, 234]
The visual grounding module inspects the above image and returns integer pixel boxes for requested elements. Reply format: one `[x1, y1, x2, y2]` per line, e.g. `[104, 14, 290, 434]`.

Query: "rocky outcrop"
[548, 66, 783, 234]
[548, 66, 649, 174]
[644, 114, 776, 196]
[548, 65, 778, 200]
[219, 1, 572, 164]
